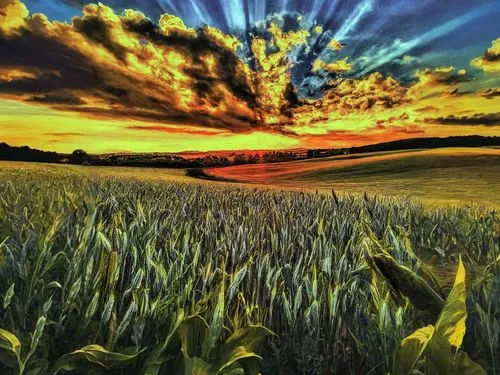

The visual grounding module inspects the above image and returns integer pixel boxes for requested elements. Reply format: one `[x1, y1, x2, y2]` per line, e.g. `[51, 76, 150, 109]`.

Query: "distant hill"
[350, 135, 500, 154]
[305, 136, 500, 158]
[1, 136, 499, 168]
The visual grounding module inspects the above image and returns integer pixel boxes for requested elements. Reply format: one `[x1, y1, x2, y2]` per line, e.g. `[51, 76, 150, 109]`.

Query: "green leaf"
[453, 350, 487, 375]
[178, 315, 208, 358]
[202, 280, 225, 358]
[228, 266, 247, 305]
[24, 316, 47, 365]
[0, 328, 21, 369]
[434, 256, 467, 347]
[45, 281, 62, 290]
[220, 362, 245, 375]
[142, 309, 185, 375]
[0, 328, 21, 357]
[215, 325, 274, 372]
[31, 317, 46, 351]
[3, 283, 15, 309]
[216, 347, 262, 373]
[393, 325, 434, 375]
[50, 344, 142, 374]
[425, 256, 486, 375]
[112, 302, 138, 346]
[84, 291, 100, 324]
[182, 352, 212, 375]
[371, 252, 444, 313]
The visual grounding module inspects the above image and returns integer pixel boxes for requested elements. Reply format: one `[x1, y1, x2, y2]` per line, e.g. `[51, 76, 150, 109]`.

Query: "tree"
[69, 149, 90, 165]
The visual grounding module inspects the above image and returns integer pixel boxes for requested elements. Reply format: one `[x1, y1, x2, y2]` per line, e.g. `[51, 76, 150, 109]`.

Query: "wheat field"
[0, 163, 498, 374]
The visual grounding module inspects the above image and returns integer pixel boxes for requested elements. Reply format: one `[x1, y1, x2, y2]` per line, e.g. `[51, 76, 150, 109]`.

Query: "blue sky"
[23, 0, 499, 84]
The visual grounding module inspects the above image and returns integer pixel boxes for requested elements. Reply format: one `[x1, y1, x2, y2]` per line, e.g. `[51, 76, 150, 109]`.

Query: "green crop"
[393, 256, 486, 375]
[0, 166, 498, 374]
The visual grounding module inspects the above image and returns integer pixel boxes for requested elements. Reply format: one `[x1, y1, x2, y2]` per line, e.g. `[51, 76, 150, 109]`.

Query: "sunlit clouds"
[0, 0, 499, 152]
[472, 38, 500, 73]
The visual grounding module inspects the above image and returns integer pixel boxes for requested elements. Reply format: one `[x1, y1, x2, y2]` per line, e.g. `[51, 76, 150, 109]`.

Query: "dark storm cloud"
[0, 30, 101, 93]
[478, 88, 500, 99]
[28, 93, 86, 105]
[425, 113, 500, 126]
[0, 2, 263, 132]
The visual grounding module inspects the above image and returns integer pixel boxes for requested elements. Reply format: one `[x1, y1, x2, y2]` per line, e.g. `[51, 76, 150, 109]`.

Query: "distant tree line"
[1, 136, 499, 169]
[0, 142, 62, 163]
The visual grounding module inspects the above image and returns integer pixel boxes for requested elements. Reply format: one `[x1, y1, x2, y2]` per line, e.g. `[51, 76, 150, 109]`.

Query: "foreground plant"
[0, 312, 272, 374]
[393, 256, 486, 375]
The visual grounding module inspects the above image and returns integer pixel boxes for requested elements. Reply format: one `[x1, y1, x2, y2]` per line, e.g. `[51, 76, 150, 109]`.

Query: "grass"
[0, 162, 498, 374]
[206, 148, 500, 208]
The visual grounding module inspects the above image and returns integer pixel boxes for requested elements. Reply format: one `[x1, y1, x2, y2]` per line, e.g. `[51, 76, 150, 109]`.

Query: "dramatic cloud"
[126, 125, 223, 136]
[471, 38, 500, 73]
[0, 0, 27, 35]
[409, 66, 471, 97]
[312, 57, 352, 73]
[0, 1, 259, 132]
[375, 112, 410, 127]
[478, 88, 500, 99]
[292, 72, 409, 127]
[425, 113, 500, 126]
[0, 0, 416, 135]
[249, 21, 310, 126]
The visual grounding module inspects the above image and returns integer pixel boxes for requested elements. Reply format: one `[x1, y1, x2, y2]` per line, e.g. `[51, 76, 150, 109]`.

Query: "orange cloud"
[0, 67, 39, 82]
[292, 72, 409, 128]
[408, 66, 470, 98]
[126, 125, 224, 136]
[2, 2, 410, 136]
[327, 39, 344, 51]
[478, 88, 500, 99]
[0, 0, 28, 35]
[250, 22, 309, 126]
[471, 38, 500, 73]
[0, 1, 259, 132]
[312, 57, 352, 73]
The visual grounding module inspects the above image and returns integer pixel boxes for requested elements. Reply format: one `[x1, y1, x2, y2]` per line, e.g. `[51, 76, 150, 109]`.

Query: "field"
[0, 161, 499, 374]
[206, 148, 500, 208]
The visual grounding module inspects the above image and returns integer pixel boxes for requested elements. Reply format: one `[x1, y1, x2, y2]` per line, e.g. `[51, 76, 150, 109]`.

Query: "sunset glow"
[0, 0, 499, 152]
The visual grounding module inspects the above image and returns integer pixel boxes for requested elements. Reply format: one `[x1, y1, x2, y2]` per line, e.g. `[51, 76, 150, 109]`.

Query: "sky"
[0, 0, 499, 153]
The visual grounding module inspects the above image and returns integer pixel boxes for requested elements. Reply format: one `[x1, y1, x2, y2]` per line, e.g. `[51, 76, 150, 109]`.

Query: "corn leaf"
[142, 309, 185, 375]
[3, 283, 14, 309]
[0, 328, 21, 357]
[0, 328, 21, 369]
[425, 256, 486, 375]
[393, 325, 434, 375]
[434, 256, 467, 347]
[181, 352, 212, 375]
[178, 315, 208, 358]
[49, 344, 141, 374]
[202, 279, 225, 358]
[215, 325, 274, 371]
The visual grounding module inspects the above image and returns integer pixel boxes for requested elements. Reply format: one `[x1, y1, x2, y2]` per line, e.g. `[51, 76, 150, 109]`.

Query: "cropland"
[0, 159, 498, 374]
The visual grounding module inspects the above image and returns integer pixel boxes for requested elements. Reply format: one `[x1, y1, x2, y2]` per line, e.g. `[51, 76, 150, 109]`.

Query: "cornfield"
[0, 166, 498, 374]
